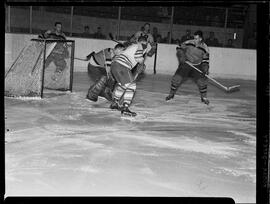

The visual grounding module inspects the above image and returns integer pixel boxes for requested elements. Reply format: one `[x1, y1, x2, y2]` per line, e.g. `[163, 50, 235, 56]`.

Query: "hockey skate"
[86, 86, 98, 102]
[201, 97, 210, 105]
[86, 94, 98, 102]
[165, 93, 175, 101]
[121, 104, 137, 117]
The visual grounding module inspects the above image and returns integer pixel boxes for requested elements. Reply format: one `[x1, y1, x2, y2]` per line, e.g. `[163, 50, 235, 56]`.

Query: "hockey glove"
[86, 52, 95, 61]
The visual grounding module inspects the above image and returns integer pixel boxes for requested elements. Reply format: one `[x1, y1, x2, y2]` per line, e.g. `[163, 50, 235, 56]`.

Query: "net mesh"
[5, 39, 74, 97]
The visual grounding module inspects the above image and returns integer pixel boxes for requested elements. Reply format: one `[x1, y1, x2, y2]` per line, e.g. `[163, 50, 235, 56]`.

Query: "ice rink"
[5, 72, 256, 203]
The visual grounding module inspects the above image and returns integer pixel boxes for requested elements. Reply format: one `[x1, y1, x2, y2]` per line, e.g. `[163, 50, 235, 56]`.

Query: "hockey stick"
[74, 57, 89, 61]
[185, 61, 240, 93]
[109, 33, 123, 45]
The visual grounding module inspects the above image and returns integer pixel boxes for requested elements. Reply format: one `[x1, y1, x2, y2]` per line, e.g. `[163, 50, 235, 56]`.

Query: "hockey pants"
[111, 62, 136, 108]
[170, 62, 208, 98]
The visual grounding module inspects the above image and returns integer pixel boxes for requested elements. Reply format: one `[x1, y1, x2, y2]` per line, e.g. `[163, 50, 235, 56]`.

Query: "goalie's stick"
[185, 61, 240, 93]
[108, 33, 124, 45]
[74, 57, 89, 61]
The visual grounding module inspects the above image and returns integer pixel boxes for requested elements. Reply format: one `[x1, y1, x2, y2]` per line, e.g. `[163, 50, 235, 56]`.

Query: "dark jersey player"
[38, 22, 69, 81]
[166, 30, 210, 105]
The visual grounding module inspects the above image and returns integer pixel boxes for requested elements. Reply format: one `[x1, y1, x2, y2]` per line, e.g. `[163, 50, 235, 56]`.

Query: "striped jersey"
[180, 39, 209, 65]
[113, 43, 146, 70]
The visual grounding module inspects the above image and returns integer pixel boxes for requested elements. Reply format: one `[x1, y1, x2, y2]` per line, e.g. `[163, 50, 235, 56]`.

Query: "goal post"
[5, 38, 75, 98]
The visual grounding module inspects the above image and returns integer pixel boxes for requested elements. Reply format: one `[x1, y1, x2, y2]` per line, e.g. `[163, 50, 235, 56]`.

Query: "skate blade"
[121, 113, 147, 121]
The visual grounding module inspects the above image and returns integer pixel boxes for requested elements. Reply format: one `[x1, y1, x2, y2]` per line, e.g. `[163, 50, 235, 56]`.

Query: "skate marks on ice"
[5, 88, 256, 200]
[132, 89, 255, 128]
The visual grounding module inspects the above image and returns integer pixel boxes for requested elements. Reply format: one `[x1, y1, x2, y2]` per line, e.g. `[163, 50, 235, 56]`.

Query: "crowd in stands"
[79, 23, 238, 48]
[80, 25, 106, 39]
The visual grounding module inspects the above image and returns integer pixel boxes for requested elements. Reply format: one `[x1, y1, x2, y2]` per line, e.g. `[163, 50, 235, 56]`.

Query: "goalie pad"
[86, 75, 107, 102]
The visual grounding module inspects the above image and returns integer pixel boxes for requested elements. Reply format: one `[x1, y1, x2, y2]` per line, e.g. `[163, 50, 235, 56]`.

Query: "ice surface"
[5, 73, 256, 202]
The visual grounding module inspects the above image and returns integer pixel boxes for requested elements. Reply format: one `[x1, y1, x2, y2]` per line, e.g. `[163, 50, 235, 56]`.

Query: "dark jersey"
[39, 29, 66, 40]
[180, 39, 209, 65]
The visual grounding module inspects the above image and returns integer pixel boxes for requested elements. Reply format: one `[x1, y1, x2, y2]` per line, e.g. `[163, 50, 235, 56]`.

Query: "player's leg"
[86, 75, 108, 102]
[192, 66, 209, 105]
[111, 62, 137, 116]
[54, 56, 67, 73]
[166, 63, 190, 101]
[51, 54, 67, 81]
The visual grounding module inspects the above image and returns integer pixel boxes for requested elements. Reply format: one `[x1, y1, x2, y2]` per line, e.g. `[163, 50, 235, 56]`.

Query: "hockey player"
[165, 30, 210, 105]
[110, 36, 148, 117]
[130, 23, 154, 45]
[86, 43, 125, 102]
[40, 22, 67, 40]
[39, 22, 69, 81]
[129, 23, 156, 79]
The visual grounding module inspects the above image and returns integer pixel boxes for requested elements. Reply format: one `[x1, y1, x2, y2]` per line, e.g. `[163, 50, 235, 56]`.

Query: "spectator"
[174, 38, 181, 45]
[180, 29, 193, 43]
[156, 35, 162, 43]
[152, 27, 162, 43]
[162, 32, 174, 44]
[205, 31, 220, 47]
[225, 39, 235, 48]
[81, 26, 92, 38]
[93, 26, 106, 39]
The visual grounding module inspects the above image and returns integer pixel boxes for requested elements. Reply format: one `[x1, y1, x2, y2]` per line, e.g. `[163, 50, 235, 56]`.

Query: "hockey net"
[5, 39, 75, 98]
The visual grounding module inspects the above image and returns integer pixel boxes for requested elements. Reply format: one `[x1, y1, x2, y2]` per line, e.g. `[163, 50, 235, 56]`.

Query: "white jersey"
[113, 43, 146, 70]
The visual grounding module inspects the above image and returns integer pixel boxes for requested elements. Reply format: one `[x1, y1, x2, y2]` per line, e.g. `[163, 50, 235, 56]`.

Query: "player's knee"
[171, 74, 183, 87]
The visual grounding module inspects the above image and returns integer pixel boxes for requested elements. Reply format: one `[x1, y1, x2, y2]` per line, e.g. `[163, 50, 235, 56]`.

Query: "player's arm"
[201, 45, 210, 75]
[61, 32, 67, 40]
[44, 30, 52, 38]
[134, 44, 144, 64]
[129, 31, 141, 43]
[176, 39, 194, 50]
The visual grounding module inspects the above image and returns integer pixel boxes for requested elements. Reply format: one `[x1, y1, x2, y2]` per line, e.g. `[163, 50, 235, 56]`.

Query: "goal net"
[5, 39, 75, 98]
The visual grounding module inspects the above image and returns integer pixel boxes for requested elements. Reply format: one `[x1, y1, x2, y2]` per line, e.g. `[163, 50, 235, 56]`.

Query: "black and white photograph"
[4, 1, 269, 204]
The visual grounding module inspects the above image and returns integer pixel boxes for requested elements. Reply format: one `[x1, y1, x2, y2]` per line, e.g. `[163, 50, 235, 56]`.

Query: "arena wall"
[5, 33, 256, 80]
[9, 7, 244, 48]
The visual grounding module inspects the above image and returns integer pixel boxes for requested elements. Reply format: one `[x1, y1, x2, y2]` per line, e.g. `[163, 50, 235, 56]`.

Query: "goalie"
[165, 30, 210, 105]
[86, 43, 125, 102]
